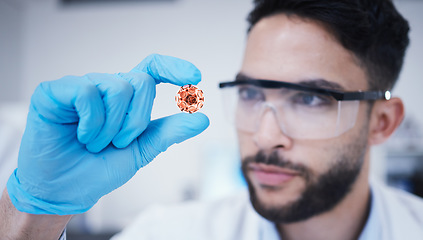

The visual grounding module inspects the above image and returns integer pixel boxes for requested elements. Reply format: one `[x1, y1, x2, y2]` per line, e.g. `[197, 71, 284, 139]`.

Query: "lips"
[249, 163, 299, 186]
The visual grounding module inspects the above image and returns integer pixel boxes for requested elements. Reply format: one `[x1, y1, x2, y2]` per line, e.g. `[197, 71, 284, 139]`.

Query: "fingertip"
[131, 54, 202, 86]
[176, 62, 201, 85]
[77, 133, 89, 144]
[77, 128, 97, 145]
[74, 82, 105, 144]
[188, 67, 202, 85]
[76, 114, 104, 144]
[112, 137, 126, 149]
[112, 133, 133, 149]
[188, 112, 210, 131]
[170, 112, 210, 137]
[85, 142, 103, 153]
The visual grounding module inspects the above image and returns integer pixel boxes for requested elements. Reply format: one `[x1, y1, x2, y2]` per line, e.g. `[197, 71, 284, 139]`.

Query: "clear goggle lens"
[221, 84, 360, 140]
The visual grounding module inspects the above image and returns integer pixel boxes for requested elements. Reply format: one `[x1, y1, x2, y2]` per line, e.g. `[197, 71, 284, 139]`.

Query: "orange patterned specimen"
[175, 85, 204, 113]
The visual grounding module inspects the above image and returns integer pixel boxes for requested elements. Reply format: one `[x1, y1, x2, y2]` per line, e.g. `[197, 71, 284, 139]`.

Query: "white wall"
[395, 2, 423, 127]
[1, 0, 422, 233]
[0, 0, 23, 101]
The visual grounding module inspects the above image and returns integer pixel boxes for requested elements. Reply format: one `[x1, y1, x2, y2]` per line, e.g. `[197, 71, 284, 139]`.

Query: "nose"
[253, 107, 293, 150]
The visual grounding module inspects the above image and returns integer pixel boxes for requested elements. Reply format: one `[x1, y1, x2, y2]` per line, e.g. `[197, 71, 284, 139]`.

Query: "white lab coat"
[0, 120, 21, 193]
[111, 180, 423, 240]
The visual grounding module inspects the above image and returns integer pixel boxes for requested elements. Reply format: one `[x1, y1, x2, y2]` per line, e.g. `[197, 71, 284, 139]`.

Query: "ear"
[368, 97, 405, 145]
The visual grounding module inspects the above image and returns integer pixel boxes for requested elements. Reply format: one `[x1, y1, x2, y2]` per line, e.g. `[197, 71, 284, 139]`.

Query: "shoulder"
[111, 190, 259, 240]
[373, 180, 423, 218]
[371, 179, 423, 239]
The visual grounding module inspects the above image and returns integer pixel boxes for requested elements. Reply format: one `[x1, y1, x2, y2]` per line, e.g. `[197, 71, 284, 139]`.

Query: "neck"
[277, 153, 371, 240]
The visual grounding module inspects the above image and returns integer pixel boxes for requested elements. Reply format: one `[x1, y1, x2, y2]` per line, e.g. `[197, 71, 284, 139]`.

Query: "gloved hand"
[6, 54, 209, 215]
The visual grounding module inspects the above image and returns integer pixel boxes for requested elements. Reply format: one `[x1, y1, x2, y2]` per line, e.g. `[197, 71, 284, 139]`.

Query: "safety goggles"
[219, 79, 391, 140]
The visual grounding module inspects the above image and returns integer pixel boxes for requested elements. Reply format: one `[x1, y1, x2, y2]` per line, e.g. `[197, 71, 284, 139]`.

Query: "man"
[1, 0, 422, 239]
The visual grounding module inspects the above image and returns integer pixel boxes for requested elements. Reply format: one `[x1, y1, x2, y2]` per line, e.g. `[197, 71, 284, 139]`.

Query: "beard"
[241, 131, 368, 223]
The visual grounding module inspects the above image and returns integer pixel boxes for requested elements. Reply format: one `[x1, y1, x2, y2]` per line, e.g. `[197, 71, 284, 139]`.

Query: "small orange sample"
[175, 84, 204, 113]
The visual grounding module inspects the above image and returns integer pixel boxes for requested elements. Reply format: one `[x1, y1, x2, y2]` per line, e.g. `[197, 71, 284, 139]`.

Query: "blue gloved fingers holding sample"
[6, 54, 209, 215]
[113, 54, 202, 148]
[84, 73, 134, 153]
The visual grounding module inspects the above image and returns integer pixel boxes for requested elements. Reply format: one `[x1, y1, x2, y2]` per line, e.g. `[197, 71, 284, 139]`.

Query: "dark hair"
[247, 0, 410, 91]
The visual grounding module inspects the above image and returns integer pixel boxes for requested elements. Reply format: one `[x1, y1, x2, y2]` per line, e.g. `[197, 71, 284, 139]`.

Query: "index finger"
[130, 54, 201, 86]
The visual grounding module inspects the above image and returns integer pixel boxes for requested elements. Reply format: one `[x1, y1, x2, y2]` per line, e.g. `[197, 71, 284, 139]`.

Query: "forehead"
[240, 14, 368, 91]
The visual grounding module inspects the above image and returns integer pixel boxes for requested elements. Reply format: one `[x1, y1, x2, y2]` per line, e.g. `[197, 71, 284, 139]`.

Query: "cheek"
[293, 141, 338, 177]
[303, 120, 370, 176]
[293, 133, 363, 178]
[237, 131, 257, 159]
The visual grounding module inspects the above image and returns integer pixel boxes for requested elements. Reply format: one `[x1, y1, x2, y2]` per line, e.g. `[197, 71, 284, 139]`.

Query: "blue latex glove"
[6, 54, 209, 215]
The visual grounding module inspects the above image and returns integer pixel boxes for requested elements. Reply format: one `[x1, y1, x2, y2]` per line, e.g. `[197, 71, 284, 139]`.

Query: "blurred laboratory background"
[0, 0, 422, 239]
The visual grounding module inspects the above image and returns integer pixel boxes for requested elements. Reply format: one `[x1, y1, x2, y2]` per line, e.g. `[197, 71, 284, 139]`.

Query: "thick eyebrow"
[235, 73, 251, 81]
[297, 79, 345, 91]
[236, 72, 345, 91]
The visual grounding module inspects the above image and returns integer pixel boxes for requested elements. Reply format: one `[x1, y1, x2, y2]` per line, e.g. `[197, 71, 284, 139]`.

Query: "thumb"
[137, 112, 209, 167]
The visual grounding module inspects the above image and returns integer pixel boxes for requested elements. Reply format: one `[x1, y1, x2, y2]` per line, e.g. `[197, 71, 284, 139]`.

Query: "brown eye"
[291, 92, 334, 107]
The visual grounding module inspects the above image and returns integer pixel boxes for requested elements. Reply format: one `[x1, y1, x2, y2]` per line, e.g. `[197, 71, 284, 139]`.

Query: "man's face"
[238, 14, 371, 223]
